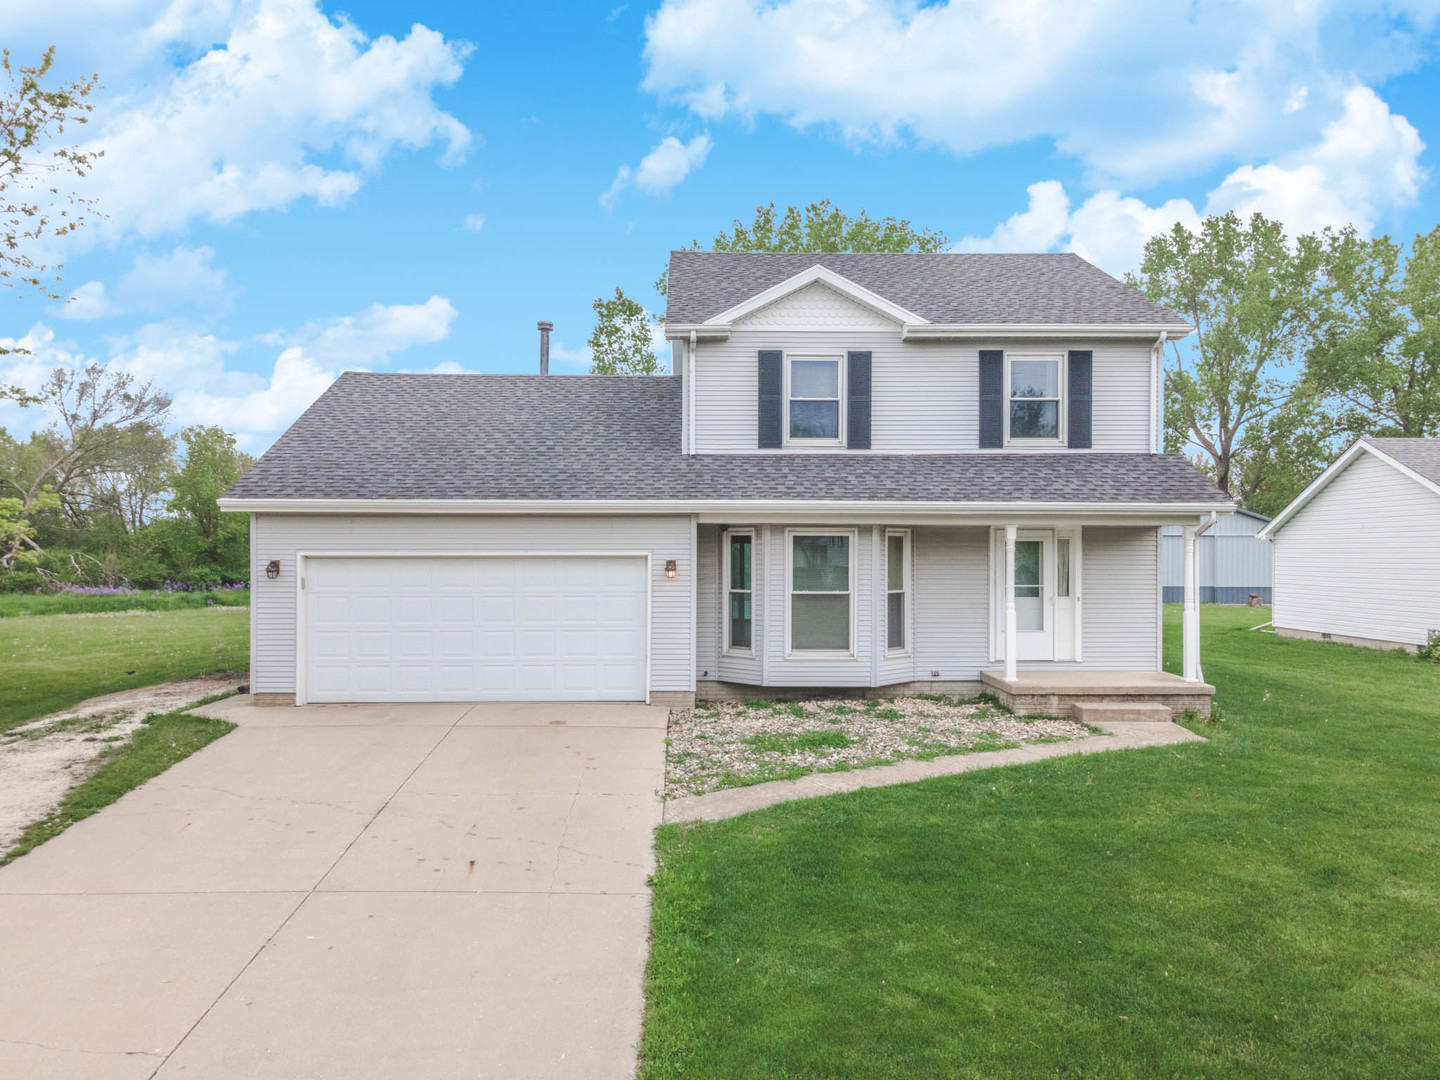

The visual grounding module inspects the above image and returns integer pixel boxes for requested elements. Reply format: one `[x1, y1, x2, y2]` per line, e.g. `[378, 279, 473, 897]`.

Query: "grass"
[0, 606, 249, 733]
[640, 606, 1440, 1079]
[0, 589, 250, 618]
[742, 729, 858, 754]
[1, 701, 236, 866]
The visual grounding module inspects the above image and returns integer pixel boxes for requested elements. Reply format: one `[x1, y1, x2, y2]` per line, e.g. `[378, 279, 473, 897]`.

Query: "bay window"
[789, 532, 852, 652]
[725, 530, 753, 652]
[886, 530, 910, 652]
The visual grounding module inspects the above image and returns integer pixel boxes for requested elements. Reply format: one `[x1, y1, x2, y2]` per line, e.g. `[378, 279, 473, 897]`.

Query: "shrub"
[1421, 630, 1440, 663]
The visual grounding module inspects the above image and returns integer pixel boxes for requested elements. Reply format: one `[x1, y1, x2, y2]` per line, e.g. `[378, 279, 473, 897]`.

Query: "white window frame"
[1005, 352, 1065, 446]
[884, 528, 912, 656]
[783, 353, 845, 447]
[785, 528, 857, 657]
[722, 528, 755, 655]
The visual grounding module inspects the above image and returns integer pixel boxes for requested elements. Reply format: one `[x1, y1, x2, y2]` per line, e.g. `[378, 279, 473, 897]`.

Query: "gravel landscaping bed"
[666, 696, 1091, 797]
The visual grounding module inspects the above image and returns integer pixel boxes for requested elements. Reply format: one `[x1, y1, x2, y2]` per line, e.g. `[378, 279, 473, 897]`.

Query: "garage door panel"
[305, 556, 647, 702]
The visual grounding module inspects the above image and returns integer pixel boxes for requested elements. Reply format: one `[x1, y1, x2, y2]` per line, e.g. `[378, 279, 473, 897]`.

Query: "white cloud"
[462, 214, 486, 232]
[1, 296, 459, 450]
[57, 245, 233, 320]
[600, 133, 712, 207]
[954, 86, 1426, 276]
[641, 0, 1439, 187]
[1203, 86, 1425, 236]
[65, 0, 473, 241]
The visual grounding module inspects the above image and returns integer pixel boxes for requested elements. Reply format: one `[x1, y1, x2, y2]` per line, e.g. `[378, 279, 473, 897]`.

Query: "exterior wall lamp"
[664, 559, 678, 579]
[266, 559, 281, 580]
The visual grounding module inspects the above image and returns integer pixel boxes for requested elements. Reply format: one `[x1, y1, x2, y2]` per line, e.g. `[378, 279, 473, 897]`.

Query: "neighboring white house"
[220, 252, 1233, 715]
[1161, 509, 1273, 604]
[1259, 437, 1440, 652]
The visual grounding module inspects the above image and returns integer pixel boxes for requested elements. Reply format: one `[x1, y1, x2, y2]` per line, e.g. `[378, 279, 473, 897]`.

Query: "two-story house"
[221, 252, 1231, 716]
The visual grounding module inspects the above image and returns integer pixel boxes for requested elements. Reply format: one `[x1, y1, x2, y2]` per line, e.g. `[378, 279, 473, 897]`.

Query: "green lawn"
[640, 606, 1440, 1079]
[0, 607, 249, 733]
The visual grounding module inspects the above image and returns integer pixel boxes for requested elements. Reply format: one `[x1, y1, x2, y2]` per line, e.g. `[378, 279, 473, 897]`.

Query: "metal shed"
[1161, 509, 1273, 604]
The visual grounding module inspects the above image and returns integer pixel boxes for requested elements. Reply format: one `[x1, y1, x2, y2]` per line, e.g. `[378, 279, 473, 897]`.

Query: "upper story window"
[1007, 355, 1064, 443]
[787, 355, 843, 444]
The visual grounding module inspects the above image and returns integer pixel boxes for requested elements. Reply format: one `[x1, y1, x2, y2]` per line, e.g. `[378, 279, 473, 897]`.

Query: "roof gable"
[726, 275, 916, 331]
[1259, 437, 1440, 537]
[666, 250, 1191, 331]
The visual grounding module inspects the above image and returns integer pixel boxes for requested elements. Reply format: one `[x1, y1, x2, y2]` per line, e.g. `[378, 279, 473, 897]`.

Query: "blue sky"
[3, 0, 1439, 450]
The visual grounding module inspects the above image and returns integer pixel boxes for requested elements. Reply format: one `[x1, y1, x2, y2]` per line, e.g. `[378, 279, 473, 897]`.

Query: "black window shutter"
[847, 351, 872, 449]
[1068, 350, 1093, 449]
[978, 350, 1004, 448]
[757, 350, 783, 448]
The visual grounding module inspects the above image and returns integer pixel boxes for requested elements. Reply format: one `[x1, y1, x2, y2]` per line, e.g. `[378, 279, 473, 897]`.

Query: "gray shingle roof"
[664, 251, 1190, 328]
[226, 373, 1229, 506]
[1366, 437, 1440, 485]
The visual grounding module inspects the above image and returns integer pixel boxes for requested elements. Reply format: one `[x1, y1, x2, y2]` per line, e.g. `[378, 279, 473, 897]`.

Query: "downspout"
[1151, 331, 1168, 454]
[688, 329, 698, 457]
[1191, 510, 1218, 682]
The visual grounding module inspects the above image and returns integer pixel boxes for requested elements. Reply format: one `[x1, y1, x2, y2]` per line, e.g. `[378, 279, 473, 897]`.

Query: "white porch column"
[1182, 524, 1200, 681]
[1003, 524, 1018, 682]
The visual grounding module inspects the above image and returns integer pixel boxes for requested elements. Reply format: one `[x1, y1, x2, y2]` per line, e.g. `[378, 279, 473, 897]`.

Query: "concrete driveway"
[0, 697, 668, 1080]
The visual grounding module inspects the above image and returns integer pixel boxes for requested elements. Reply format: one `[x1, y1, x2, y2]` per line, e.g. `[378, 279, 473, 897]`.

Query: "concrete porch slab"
[979, 669, 1216, 718]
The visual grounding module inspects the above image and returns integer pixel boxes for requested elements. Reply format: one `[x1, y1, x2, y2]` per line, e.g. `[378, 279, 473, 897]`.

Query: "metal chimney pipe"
[537, 321, 553, 375]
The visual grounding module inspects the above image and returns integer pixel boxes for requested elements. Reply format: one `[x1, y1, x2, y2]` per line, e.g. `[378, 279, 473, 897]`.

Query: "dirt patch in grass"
[0, 673, 246, 851]
[666, 696, 1088, 797]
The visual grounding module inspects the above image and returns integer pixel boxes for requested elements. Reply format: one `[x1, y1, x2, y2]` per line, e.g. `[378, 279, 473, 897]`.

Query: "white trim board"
[224, 497, 1235, 519]
[1259, 439, 1440, 538]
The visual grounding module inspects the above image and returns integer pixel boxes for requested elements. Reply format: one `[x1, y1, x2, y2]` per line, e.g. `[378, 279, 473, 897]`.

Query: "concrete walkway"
[664, 721, 1205, 824]
[0, 697, 668, 1080]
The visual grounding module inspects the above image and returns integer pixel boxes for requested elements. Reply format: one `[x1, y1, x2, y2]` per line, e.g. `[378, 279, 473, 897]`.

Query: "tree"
[1, 47, 102, 301]
[587, 288, 661, 376]
[708, 200, 949, 255]
[0, 363, 171, 533]
[1131, 212, 1324, 498]
[599, 200, 950, 369]
[92, 424, 176, 532]
[1303, 224, 1440, 439]
[169, 426, 252, 539]
[0, 489, 59, 568]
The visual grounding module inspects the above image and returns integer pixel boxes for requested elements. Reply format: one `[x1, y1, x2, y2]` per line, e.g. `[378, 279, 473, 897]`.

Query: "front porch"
[979, 669, 1215, 719]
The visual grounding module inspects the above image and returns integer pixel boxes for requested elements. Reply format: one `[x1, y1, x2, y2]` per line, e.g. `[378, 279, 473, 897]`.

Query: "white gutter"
[663, 322, 1196, 343]
[902, 323, 1194, 342]
[220, 496, 1235, 517]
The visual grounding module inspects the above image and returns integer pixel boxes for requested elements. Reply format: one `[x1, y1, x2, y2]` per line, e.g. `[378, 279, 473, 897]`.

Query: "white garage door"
[303, 556, 648, 702]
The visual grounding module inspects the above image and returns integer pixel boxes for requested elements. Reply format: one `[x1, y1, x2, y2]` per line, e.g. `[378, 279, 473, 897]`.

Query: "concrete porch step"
[1071, 700, 1174, 724]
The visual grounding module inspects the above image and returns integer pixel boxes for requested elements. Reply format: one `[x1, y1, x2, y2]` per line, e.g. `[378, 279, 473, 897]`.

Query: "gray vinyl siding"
[911, 526, 991, 681]
[1272, 452, 1440, 647]
[249, 514, 695, 696]
[1078, 527, 1161, 669]
[692, 522, 1161, 686]
[692, 328, 1155, 454]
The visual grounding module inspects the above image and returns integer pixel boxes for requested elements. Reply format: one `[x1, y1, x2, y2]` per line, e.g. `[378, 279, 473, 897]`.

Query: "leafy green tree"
[169, 426, 253, 539]
[1131, 212, 1324, 498]
[597, 201, 950, 368]
[1303, 224, 1440, 438]
[708, 200, 950, 255]
[587, 287, 661, 376]
[0, 489, 59, 568]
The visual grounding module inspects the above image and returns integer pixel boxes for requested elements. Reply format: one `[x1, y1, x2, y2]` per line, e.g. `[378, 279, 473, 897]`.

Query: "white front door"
[1014, 531, 1055, 661]
[303, 556, 648, 703]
